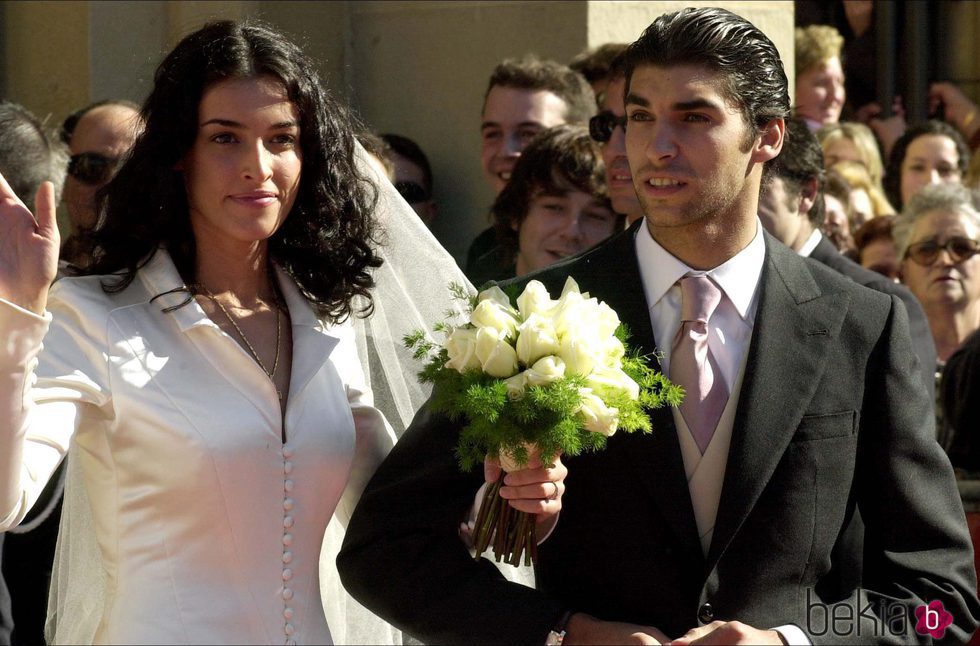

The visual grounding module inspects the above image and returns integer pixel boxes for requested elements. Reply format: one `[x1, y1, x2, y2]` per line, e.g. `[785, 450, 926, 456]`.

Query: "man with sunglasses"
[382, 133, 437, 227]
[589, 53, 644, 225]
[60, 100, 142, 264]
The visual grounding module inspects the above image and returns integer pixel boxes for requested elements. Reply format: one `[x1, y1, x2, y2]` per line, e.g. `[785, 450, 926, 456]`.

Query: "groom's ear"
[752, 118, 785, 164]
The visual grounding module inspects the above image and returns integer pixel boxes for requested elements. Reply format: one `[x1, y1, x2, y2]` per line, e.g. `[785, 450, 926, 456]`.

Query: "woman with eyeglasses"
[0, 19, 467, 644]
[894, 183, 980, 447]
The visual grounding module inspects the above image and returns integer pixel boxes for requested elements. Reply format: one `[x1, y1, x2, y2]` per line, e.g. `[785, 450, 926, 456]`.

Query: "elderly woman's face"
[794, 56, 846, 128]
[901, 208, 980, 312]
[900, 135, 961, 206]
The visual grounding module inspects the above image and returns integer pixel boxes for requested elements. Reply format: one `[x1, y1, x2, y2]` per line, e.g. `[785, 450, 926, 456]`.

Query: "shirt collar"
[635, 217, 766, 321]
[797, 228, 823, 257]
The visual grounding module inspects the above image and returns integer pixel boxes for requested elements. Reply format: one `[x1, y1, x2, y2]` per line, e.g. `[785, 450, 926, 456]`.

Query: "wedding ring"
[547, 481, 559, 501]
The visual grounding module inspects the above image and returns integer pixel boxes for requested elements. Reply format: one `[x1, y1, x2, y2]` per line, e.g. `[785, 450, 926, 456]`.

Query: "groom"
[339, 7, 980, 644]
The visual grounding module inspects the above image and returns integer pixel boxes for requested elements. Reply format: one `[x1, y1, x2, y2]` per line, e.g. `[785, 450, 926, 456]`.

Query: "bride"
[0, 19, 466, 645]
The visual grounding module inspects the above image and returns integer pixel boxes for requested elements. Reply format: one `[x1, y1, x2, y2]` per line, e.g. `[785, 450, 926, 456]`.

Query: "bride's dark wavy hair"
[82, 19, 381, 322]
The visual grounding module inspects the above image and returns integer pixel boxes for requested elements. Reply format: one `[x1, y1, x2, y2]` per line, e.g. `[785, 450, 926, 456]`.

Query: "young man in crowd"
[466, 56, 595, 278]
[339, 7, 979, 644]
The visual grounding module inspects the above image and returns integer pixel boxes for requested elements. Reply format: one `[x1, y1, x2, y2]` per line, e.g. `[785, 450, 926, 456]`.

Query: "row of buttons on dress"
[282, 444, 297, 646]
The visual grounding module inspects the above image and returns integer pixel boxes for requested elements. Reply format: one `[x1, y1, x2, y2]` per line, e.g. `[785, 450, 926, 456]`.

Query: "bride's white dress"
[0, 249, 395, 644]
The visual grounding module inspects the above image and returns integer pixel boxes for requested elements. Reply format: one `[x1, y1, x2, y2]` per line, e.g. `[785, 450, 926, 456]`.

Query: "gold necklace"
[207, 292, 284, 402]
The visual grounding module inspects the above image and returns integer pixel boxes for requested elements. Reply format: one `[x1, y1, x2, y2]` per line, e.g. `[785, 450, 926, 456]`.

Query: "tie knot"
[679, 275, 722, 323]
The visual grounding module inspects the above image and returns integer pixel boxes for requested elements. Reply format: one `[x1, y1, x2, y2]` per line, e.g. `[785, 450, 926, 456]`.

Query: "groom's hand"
[671, 621, 785, 645]
[485, 452, 567, 537]
[564, 612, 668, 645]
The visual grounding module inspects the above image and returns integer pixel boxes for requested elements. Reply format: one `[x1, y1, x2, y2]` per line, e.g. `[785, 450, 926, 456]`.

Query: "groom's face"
[624, 63, 764, 232]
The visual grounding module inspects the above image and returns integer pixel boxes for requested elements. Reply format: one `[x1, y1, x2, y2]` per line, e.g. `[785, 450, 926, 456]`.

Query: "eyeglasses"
[588, 111, 627, 143]
[394, 181, 431, 204]
[67, 152, 120, 186]
[905, 236, 980, 266]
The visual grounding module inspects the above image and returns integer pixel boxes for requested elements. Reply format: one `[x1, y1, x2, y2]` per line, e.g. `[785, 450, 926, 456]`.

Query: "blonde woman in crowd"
[830, 160, 895, 229]
[817, 121, 885, 193]
[794, 24, 846, 131]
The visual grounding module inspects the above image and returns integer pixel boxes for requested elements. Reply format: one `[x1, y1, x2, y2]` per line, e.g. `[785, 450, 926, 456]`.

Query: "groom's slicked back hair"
[622, 7, 790, 138]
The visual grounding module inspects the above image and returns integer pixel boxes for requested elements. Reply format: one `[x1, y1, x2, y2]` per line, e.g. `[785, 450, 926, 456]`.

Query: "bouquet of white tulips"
[405, 277, 681, 565]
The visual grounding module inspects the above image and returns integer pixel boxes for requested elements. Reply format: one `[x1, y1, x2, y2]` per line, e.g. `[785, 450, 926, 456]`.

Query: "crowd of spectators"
[2, 6, 980, 643]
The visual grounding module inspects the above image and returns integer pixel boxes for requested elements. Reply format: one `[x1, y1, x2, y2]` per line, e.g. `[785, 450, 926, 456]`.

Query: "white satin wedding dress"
[0, 149, 474, 644]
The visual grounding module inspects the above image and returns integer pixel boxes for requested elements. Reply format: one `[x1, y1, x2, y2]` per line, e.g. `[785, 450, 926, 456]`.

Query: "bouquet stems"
[473, 472, 538, 566]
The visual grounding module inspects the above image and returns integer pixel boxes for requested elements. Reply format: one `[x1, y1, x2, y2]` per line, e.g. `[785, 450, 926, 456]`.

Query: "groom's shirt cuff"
[774, 624, 810, 645]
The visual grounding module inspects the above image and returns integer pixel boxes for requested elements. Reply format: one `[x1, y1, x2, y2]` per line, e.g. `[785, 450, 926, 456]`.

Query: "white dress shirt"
[634, 220, 809, 646]
[797, 228, 823, 258]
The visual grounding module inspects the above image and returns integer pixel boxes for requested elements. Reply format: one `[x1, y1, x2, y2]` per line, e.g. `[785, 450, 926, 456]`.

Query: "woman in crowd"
[853, 215, 900, 280]
[793, 24, 846, 131]
[885, 120, 970, 212]
[830, 159, 895, 229]
[0, 20, 458, 644]
[817, 121, 885, 193]
[895, 182, 980, 366]
[468, 125, 620, 285]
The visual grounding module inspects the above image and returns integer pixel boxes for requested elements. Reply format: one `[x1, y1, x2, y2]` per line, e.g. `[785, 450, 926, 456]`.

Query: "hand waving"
[0, 173, 59, 314]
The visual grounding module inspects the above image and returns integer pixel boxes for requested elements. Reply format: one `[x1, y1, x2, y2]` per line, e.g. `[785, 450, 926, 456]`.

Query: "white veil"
[45, 144, 474, 644]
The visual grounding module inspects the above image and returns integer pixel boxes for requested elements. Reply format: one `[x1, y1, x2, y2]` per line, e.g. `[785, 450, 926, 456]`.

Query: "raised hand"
[0, 173, 59, 314]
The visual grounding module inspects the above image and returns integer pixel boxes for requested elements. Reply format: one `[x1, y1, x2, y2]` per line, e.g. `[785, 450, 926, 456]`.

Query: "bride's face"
[180, 75, 303, 249]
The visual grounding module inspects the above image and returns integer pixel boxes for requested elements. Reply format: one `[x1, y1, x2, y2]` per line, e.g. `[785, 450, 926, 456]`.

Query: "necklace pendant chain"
[207, 291, 283, 384]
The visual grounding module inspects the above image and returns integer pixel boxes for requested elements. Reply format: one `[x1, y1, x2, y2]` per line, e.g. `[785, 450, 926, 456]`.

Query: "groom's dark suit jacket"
[339, 223, 980, 644]
[809, 234, 936, 400]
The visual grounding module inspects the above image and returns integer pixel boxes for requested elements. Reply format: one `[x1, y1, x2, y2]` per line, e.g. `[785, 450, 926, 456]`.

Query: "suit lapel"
[706, 236, 851, 569]
[566, 226, 704, 560]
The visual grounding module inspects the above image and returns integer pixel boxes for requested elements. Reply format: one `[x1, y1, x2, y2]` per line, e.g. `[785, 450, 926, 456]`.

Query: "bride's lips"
[229, 190, 278, 207]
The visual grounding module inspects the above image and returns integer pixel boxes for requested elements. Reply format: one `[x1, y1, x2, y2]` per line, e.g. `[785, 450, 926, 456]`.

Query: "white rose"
[525, 355, 566, 386]
[516, 313, 561, 366]
[557, 333, 596, 376]
[475, 327, 519, 378]
[577, 388, 620, 436]
[477, 285, 513, 308]
[470, 299, 519, 340]
[516, 280, 556, 320]
[444, 327, 481, 373]
[587, 365, 640, 400]
[503, 372, 526, 400]
[594, 301, 622, 339]
[599, 337, 626, 367]
[551, 288, 587, 338]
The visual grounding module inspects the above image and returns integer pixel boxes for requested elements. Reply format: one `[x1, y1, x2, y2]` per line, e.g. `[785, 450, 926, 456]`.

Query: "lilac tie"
[670, 275, 730, 454]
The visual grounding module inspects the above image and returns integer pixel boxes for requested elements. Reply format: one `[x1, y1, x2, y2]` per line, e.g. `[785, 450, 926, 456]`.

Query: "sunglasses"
[905, 236, 980, 266]
[68, 152, 120, 186]
[394, 181, 431, 204]
[589, 111, 628, 143]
